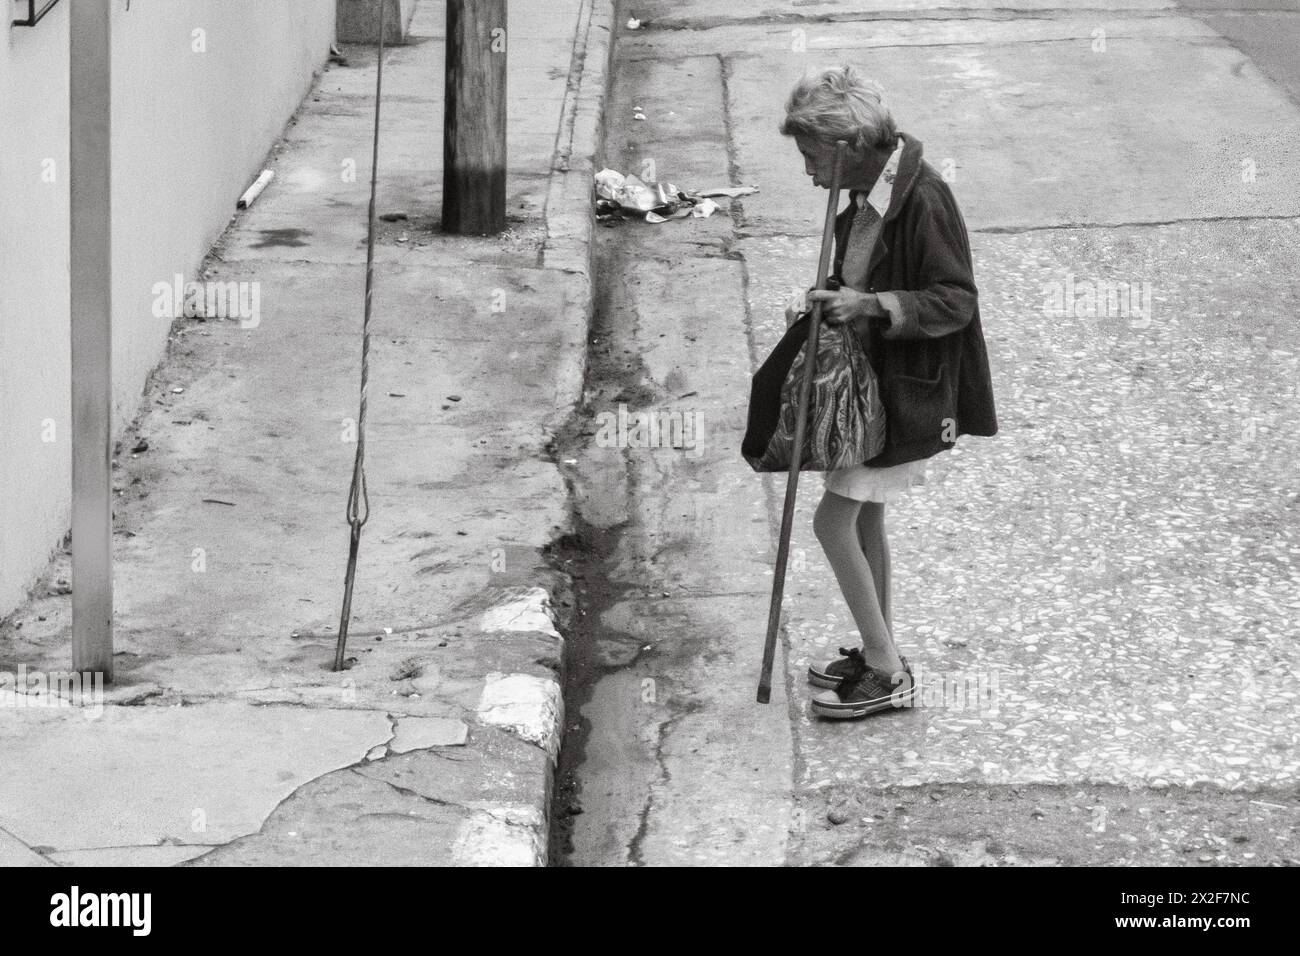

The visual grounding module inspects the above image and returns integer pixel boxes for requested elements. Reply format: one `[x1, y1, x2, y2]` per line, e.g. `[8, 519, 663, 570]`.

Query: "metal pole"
[69, 0, 114, 681]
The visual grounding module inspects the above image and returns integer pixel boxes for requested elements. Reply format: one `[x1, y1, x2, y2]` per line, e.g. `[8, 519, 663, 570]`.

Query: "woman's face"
[794, 134, 885, 191]
[794, 135, 842, 189]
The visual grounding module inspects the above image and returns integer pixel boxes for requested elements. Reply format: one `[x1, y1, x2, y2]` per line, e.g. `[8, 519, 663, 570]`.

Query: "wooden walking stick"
[757, 140, 849, 704]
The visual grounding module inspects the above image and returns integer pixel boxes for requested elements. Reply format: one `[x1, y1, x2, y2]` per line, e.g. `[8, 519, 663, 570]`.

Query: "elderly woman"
[779, 67, 997, 719]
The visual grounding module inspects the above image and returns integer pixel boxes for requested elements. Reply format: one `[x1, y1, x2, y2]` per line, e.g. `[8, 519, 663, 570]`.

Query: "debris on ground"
[695, 185, 760, 199]
[594, 167, 758, 224]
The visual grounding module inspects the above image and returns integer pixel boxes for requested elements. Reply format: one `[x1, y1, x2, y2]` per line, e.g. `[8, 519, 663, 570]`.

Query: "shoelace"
[834, 647, 871, 694]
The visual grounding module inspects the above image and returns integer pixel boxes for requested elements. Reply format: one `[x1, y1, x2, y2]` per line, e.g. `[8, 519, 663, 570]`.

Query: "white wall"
[0, 0, 336, 614]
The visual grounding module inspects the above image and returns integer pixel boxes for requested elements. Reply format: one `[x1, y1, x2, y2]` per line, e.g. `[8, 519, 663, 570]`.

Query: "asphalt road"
[552, 0, 1300, 866]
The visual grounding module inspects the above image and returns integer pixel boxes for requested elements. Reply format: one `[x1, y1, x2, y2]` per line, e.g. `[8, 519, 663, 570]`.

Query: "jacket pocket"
[886, 364, 953, 445]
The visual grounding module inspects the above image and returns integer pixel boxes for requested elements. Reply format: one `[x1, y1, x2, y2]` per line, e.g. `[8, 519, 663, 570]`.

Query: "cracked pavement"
[0, 0, 612, 868]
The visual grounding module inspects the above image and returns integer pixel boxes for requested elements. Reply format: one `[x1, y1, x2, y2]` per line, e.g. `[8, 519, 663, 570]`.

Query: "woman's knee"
[814, 493, 857, 548]
[858, 501, 886, 531]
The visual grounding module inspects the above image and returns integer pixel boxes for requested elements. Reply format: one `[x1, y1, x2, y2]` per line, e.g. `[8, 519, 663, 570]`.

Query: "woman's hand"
[807, 287, 886, 326]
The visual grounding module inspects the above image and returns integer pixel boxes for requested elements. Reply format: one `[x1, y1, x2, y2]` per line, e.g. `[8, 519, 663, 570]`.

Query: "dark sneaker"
[810, 650, 915, 719]
[807, 647, 865, 689]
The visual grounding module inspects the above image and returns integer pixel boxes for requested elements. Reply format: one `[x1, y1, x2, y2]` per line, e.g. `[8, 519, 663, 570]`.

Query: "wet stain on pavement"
[252, 227, 311, 248]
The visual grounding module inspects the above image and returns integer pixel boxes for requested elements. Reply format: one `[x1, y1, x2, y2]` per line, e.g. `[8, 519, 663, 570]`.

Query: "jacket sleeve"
[879, 183, 978, 341]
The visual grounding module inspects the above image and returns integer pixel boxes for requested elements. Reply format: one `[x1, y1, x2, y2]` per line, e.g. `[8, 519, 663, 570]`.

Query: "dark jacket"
[840, 132, 997, 466]
[742, 132, 997, 472]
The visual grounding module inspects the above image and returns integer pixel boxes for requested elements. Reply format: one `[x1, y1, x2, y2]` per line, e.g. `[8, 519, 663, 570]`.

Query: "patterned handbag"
[742, 314, 886, 472]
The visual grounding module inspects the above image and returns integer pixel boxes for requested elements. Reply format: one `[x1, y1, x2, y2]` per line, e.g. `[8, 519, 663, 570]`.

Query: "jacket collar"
[858, 136, 905, 217]
[847, 131, 924, 224]
[833, 133, 925, 281]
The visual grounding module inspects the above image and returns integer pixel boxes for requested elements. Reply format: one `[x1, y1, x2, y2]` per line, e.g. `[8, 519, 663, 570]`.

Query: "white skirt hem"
[823, 458, 927, 503]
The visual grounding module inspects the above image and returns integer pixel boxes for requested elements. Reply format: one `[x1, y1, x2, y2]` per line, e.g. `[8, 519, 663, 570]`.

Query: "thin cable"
[333, 1, 386, 671]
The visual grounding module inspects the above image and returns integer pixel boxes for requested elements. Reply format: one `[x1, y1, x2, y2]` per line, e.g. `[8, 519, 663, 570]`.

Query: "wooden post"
[443, 0, 507, 235]
[69, 0, 114, 681]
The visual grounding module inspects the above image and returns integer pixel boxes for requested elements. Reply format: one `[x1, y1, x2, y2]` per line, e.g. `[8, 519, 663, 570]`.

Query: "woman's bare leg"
[855, 501, 891, 637]
[813, 490, 902, 674]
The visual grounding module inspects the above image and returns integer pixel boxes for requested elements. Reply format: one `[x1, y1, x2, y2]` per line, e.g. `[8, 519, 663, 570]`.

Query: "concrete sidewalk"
[0, 0, 612, 867]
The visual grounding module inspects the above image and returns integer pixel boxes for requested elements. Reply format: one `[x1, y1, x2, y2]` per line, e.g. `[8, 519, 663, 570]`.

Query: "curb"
[499, 0, 613, 867]
[459, 587, 567, 868]
[545, 0, 616, 419]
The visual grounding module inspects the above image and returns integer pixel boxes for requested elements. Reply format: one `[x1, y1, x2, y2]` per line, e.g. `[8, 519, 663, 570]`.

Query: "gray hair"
[779, 66, 897, 151]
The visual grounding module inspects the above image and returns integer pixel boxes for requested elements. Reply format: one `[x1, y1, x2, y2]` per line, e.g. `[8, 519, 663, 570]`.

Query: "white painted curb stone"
[450, 805, 547, 867]
[480, 586, 561, 640]
[476, 672, 563, 760]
